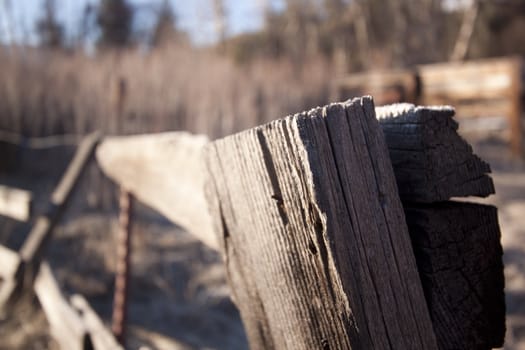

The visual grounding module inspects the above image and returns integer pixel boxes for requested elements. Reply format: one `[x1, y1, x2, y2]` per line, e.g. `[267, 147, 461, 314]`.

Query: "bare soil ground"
[0, 133, 524, 350]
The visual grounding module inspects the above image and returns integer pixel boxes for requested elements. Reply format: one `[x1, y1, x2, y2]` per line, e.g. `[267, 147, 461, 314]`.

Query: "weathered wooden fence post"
[204, 97, 438, 349]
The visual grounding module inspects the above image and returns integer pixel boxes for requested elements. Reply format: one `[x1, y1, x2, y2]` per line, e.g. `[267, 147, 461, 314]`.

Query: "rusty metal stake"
[112, 188, 133, 347]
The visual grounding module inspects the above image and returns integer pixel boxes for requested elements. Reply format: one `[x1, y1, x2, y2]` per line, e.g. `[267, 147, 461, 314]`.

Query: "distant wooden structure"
[334, 69, 419, 106]
[333, 56, 524, 156]
[375, 103, 495, 201]
[35, 260, 122, 350]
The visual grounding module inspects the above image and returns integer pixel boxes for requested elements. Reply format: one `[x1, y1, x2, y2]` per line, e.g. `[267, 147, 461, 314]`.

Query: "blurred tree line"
[32, 0, 525, 71]
[34, 0, 186, 50]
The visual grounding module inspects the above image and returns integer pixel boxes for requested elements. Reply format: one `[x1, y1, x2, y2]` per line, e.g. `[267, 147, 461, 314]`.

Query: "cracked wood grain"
[376, 103, 494, 202]
[204, 97, 438, 350]
[404, 202, 505, 350]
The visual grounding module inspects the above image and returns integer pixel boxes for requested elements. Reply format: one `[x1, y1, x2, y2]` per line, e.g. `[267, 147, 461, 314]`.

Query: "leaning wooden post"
[111, 188, 133, 346]
[204, 97, 438, 349]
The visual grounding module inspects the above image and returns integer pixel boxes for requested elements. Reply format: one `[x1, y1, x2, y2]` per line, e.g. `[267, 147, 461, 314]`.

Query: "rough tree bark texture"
[204, 97, 438, 349]
[375, 104, 494, 202]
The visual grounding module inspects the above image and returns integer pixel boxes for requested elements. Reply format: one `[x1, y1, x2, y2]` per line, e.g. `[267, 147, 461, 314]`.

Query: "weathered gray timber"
[96, 132, 217, 249]
[0, 185, 32, 221]
[375, 103, 494, 202]
[34, 262, 93, 350]
[34, 263, 121, 350]
[71, 295, 124, 350]
[95, 102, 505, 349]
[404, 202, 505, 350]
[380, 104, 505, 349]
[204, 97, 438, 350]
[0, 245, 21, 318]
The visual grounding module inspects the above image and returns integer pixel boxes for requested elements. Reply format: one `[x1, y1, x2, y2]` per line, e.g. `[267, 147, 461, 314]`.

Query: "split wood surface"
[96, 104, 495, 246]
[205, 97, 438, 349]
[35, 261, 122, 350]
[378, 103, 505, 350]
[375, 103, 494, 202]
[404, 202, 505, 350]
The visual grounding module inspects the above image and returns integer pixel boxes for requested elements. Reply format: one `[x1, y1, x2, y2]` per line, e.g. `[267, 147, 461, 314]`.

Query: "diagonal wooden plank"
[71, 294, 123, 350]
[34, 262, 92, 350]
[20, 131, 101, 263]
